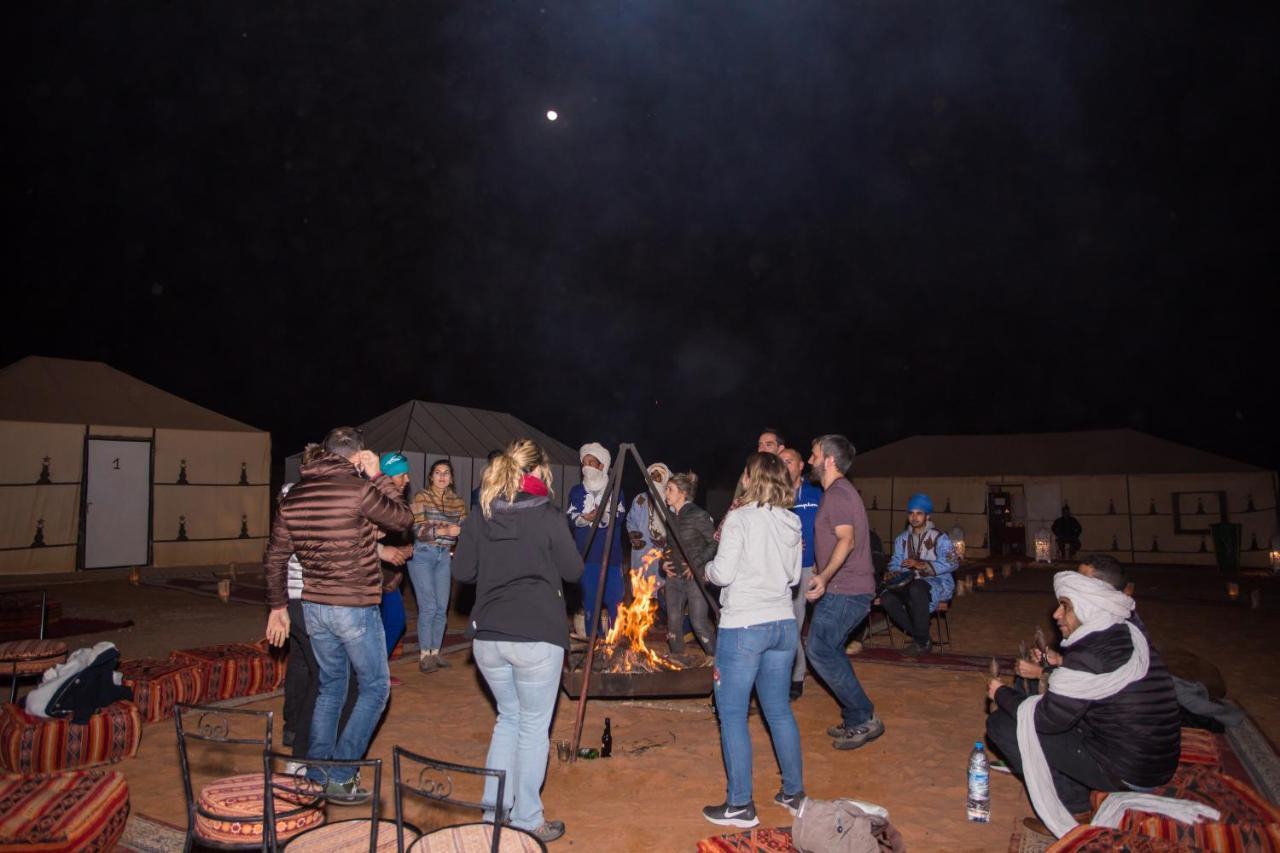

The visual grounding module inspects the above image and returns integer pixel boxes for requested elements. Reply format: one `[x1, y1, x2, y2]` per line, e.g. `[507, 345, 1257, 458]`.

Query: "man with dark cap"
[880, 493, 959, 654]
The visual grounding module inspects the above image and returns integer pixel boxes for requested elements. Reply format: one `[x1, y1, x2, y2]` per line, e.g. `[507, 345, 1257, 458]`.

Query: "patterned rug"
[1005, 817, 1055, 853]
[117, 812, 188, 852]
[0, 616, 134, 642]
[1229, 712, 1280, 805]
[853, 647, 1019, 674]
[696, 826, 797, 852]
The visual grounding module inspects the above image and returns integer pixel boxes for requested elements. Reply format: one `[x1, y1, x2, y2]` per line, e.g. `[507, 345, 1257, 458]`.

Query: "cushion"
[0, 639, 68, 675]
[171, 643, 285, 702]
[118, 657, 206, 722]
[1049, 826, 1192, 852]
[409, 822, 546, 852]
[288, 818, 416, 852]
[1179, 727, 1223, 767]
[194, 772, 324, 846]
[1077, 766, 1280, 853]
[0, 769, 130, 852]
[0, 700, 142, 773]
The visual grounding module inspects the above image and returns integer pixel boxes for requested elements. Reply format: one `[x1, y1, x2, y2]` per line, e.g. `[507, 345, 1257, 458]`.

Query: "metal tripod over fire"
[566, 443, 721, 761]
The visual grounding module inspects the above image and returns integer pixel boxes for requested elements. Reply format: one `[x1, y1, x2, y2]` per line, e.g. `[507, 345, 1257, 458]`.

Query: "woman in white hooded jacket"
[701, 452, 806, 829]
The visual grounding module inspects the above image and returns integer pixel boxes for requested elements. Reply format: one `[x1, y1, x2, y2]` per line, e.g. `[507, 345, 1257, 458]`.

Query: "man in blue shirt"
[882, 493, 959, 654]
[780, 447, 822, 699]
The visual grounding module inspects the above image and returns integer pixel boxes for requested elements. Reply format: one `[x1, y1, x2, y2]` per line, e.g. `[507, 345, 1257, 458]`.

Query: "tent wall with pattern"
[0, 357, 270, 575]
[852, 430, 1278, 568]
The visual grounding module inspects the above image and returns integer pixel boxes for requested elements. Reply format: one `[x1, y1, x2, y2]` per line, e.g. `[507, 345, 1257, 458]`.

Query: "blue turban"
[906, 493, 933, 514]
[379, 452, 411, 477]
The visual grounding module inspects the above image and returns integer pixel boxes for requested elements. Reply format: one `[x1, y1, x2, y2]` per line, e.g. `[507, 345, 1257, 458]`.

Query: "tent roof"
[0, 356, 262, 432]
[852, 429, 1265, 477]
[306, 400, 579, 465]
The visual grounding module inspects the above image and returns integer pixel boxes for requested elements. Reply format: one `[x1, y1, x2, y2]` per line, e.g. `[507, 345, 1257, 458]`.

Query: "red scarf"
[521, 474, 549, 496]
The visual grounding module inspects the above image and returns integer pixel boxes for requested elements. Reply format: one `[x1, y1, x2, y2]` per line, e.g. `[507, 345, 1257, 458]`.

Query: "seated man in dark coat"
[1051, 506, 1083, 560]
[984, 571, 1180, 838]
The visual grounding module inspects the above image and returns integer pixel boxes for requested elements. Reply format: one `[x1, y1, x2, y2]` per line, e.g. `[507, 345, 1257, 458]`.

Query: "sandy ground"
[5, 561, 1278, 851]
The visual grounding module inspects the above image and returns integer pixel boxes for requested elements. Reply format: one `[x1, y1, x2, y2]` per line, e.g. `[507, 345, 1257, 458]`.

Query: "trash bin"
[1210, 523, 1242, 574]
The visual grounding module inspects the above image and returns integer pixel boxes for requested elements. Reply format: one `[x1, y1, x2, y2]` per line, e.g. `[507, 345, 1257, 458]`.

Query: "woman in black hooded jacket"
[453, 439, 583, 845]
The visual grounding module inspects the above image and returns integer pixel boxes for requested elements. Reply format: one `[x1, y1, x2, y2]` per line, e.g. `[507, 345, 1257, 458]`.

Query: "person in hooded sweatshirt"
[701, 452, 806, 829]
[452, 439, 584, 845]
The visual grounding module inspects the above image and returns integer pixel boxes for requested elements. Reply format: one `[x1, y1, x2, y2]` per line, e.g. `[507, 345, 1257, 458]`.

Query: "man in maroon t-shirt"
[803, 434, 884, 751]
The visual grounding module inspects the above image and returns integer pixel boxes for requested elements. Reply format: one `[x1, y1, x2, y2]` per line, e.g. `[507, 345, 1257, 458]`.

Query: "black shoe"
[789, 680, 803, 701]
[774, 790, 805, 815]
[702, 801, 759, 828]
[832, 714, 885, 750]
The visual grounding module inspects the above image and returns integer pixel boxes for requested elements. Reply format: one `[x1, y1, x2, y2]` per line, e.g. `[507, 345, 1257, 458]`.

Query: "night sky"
[10, 2, 1279, 486]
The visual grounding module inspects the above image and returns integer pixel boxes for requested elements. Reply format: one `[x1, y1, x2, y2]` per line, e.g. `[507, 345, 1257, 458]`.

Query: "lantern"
[1034, 528, 1053, 563]
[1226, 582, 1240, 601]
[1271, 535, 1280, 573]
[950, 526, 966, 560]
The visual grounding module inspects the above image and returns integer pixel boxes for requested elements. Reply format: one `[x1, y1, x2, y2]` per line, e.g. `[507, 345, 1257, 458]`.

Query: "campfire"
[593, 549, 685, 673]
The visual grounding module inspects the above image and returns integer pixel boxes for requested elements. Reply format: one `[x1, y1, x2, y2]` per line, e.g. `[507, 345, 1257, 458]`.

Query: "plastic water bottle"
[967, 741, 991, 822]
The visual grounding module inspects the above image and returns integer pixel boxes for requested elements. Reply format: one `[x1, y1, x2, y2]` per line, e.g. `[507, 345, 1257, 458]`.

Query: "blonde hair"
[479, 439, 554, 519]
[738, 452, 794, 509]
[667, 471, 699, 502]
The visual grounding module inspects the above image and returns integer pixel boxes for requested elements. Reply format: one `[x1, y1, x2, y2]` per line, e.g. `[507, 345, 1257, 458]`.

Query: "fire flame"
[600, 549, 683, 671]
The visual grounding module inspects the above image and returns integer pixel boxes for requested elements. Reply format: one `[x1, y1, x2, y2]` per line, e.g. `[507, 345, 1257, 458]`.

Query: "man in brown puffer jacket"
[264, 426, 412, 800]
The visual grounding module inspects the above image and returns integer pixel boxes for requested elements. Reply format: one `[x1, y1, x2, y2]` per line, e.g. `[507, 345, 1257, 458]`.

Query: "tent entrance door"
[83, 439, 152, 569]
[987, 485, 1026, 557]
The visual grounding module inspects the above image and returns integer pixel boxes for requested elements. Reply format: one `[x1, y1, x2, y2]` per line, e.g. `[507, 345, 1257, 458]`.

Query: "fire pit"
[561, 663, 713, 698]
[562, 552, 715, 699]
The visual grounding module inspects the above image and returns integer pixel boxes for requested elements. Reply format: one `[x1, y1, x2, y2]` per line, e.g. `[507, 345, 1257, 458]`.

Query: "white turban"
[1018, 570, 1150, 838]
[1052, 571, 1135, 647]
[647, 463, 672, 484]
[579, 442, 611, 472]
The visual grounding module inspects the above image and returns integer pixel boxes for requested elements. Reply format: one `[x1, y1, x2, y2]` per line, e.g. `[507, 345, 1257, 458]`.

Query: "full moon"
[546, 110, 558, 121]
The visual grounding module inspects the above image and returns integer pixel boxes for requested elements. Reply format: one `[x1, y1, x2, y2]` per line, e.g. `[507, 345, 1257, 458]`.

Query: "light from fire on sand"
[600, 549, 683, 672]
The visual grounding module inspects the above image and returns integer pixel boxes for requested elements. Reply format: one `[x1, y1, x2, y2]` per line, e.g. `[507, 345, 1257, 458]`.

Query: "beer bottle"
[601, 717, 613, 758]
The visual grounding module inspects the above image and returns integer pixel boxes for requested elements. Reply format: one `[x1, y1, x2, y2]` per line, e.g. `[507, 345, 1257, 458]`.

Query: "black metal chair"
[1, 590, 68, 702]
[174, 704, 323, 852]
[392, 746, 545, 853]
[265, 753, 409, 852]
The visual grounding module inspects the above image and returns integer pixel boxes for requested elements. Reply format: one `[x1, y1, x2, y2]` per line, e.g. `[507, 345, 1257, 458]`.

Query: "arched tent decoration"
[850, 429, 1278, 568]
[284, 401, 581, 509]
[0, 356, 271, 575]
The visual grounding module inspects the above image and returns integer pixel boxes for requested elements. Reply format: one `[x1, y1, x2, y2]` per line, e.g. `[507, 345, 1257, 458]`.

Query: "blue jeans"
[714, 619, 804, 806]
[472, 640, 564, 831]
[407, 545, 452, 651]
[302, 603, 390, 784]
[380, 589, 406, 658]
[805, 593, 876, 727]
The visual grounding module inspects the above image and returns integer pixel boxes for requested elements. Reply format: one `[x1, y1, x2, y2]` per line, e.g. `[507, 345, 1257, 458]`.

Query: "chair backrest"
[173, 703, 274, 852]
[392, 745, 507, 853]
[265, 751, 382, 853]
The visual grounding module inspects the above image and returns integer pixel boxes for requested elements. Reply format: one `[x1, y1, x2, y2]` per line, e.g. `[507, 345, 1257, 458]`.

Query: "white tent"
[0, 356, 270, 575]
[284, 400, 581, 509]
[850, 429, 1278, 567]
